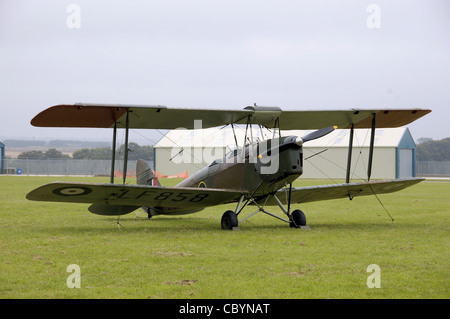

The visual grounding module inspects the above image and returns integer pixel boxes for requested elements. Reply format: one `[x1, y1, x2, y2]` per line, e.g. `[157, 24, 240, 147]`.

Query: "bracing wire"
[302, 128, 395, 222]
[368, 185, 395, 222]
[116, 216, 125, 230]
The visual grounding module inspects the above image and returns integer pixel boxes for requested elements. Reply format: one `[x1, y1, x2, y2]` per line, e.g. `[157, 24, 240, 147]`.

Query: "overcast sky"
[1, 0, 449, 145]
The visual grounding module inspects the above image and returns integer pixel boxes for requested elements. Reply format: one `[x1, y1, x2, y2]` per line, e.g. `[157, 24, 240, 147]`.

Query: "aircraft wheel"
[221, 210, 238, 230]
[290, 209, 306, 228]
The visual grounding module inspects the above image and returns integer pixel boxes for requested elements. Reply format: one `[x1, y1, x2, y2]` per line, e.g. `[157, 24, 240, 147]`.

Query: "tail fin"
[136, 159, 161, 186]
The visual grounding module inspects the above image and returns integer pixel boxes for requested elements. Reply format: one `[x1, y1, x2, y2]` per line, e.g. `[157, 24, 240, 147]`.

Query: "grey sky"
[1, 0, 449, 145]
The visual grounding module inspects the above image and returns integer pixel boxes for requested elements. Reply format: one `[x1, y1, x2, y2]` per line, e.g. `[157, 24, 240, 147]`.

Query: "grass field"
[0, 176, 448, 299]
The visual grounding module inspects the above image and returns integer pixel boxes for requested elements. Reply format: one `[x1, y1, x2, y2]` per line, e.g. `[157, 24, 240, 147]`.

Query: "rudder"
[136, 159, 161, 186]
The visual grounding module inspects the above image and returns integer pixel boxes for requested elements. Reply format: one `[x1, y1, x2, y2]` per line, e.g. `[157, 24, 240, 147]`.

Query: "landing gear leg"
[222, 185, 310, 229]
[146, 207, 153, 219]
[273, 183, 309, 229]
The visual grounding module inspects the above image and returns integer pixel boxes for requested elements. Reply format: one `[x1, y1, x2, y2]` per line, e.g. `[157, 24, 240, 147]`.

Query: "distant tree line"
[4, 139, 109, 148]
[73, 143, 153, 161]
[18, 149, 70, 160]
[14, 138, 449, 162]
[417, 138, 450, 161]
[17, 143, 153, 161]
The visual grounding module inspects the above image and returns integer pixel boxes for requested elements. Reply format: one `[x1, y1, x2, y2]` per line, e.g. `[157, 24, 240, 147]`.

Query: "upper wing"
[27, 182, 246, 210]
[263, 178, 424, 206]
[31, 103, 431, 130]
[30, 104, 252, 129]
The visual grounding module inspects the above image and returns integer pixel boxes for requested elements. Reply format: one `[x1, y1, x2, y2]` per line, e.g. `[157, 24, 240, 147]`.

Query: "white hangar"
[153, 126, 417, 180]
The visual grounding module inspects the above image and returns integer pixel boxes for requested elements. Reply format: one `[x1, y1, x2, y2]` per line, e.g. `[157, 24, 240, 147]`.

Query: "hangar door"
[398, 149, 413, 178]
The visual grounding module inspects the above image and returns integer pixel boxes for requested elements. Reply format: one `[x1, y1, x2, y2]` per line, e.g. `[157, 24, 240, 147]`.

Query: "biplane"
[26, 103, 431, 229]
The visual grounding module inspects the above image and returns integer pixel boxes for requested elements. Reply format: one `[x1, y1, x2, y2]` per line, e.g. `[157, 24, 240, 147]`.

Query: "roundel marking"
[53, 186, 93, 196]
[198, 181, 207, 188]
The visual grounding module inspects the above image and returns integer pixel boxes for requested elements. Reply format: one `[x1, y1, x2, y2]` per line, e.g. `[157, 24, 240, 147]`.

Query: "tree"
[72, 143, 153, 161]
[72, 148, 91, 159]
[18, 148, 69, 159]
[417, 138, 450, 161]
[18, 150, 45, 160]
[16, 142, 154, 160]
[117, 143, 153, 161]
[44, 148, 70, 159]
[72, 148, 112, 160]
[417, 137, 433, 144]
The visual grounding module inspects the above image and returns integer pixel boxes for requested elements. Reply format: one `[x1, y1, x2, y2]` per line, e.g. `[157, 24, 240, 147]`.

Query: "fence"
[1, 158, 150, 177]
[1, 158, 449, 178]
[416, 161, 450, 177]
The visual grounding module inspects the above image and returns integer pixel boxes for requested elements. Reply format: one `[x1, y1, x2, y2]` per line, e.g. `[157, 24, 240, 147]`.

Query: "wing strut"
[345, 124, 354, 184]
[122, 110, 130, 184]
[110, 121, 117, 184]
[367, 114, 376, 181]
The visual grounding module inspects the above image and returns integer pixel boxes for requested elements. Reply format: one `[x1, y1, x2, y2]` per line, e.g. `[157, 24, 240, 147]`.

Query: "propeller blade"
[257, 126, 337, 160]
[296, 126, 337, 146]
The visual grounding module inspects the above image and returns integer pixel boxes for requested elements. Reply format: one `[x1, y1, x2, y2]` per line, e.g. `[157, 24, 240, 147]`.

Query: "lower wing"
[27, 182, 247, 215]
[264, 178, 424, 205]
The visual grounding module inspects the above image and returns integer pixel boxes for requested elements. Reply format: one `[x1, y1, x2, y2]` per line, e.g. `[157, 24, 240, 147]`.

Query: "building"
[153, 126, 417, 180]
[0, 141, 5, 174]
[285, 127, 417, 180]
[153, 126, 271, 176]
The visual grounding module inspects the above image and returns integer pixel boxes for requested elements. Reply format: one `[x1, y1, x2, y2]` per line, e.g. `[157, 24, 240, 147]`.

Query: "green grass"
[0, 176, 448, 299]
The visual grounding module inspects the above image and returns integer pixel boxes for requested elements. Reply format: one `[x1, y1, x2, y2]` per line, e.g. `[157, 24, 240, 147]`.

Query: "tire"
[291, 209, 307, 228]
[221, 210, 238, 230]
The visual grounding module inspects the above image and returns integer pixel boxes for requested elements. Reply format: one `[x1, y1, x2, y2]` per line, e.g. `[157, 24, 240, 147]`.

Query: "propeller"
[258, 126, 338, 159]
[294, 126, 338, 146]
